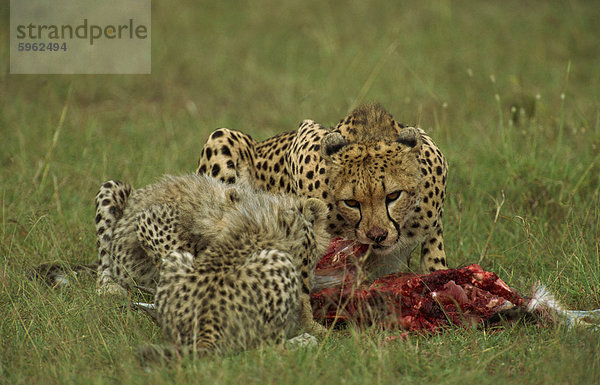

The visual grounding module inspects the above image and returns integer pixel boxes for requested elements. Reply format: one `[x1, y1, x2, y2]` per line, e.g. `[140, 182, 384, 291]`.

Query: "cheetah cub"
[95, 174, 245, 295]
[99, 174, 329, 356]
[151, 177, 330, 356]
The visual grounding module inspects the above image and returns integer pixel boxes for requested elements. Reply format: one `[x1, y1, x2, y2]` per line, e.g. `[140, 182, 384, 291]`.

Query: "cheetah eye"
[386, 191, 402, 203]
[343, 199, 360, 209]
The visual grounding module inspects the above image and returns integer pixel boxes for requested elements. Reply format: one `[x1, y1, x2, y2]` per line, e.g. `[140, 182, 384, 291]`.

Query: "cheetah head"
[321, 127, 422, 255]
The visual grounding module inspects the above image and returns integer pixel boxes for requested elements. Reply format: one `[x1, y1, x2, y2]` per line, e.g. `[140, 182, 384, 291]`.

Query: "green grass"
[2, 0, 600, 383]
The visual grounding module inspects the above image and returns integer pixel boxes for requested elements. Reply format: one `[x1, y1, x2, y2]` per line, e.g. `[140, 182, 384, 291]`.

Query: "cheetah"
[196, 104, 448, 278]
[94, 174, 329, 303]
[94, 175, 240, 295]
[101, 175, 330, 357]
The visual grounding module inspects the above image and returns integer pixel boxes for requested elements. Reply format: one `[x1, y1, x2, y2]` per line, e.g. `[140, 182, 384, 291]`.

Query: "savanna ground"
[1, 1, 600, 384]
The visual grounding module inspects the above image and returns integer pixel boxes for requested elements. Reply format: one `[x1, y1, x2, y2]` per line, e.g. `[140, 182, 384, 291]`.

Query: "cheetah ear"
[396, 127, 422, 153]
[320, 132, 347, 163]
[302, 198, 328, 223]
[225, 187, 241, 204]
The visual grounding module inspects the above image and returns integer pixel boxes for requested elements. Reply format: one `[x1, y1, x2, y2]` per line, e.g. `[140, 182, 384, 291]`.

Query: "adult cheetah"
[197, 104, 448, 277]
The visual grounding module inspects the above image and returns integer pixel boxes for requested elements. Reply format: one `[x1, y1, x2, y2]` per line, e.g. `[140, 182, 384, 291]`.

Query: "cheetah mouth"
[371, 243, 399, 255]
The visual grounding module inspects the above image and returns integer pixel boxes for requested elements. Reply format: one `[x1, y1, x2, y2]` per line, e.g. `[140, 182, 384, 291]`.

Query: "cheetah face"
[321, 128, 422, 254]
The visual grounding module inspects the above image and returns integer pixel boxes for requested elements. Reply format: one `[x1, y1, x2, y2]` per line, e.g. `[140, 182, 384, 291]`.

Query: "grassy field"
[2, 0, 600, 383]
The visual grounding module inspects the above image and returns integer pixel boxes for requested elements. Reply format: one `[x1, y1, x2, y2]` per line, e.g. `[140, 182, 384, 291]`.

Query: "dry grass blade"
[479, 190, 505, 264]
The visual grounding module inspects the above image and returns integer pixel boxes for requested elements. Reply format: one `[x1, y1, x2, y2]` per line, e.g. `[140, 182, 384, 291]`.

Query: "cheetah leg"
[245, 249, 315, 344]
[299, 293, 327, 337]
[252, 246, 327, 339]
[157, 251, 221, 356]
[196, 128, 258, 186]
[419, 223, 448, 273]
[95, 180, 132, 296]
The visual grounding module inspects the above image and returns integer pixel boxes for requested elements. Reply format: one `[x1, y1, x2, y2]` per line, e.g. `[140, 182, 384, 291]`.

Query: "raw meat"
[310, 238, 579, 333]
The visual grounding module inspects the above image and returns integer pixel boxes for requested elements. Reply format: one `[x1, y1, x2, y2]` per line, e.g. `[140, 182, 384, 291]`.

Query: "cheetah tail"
[29, 261, 99, 288]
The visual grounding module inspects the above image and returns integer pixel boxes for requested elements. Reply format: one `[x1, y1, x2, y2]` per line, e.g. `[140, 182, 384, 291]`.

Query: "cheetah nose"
[366, 227, 388, 243]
